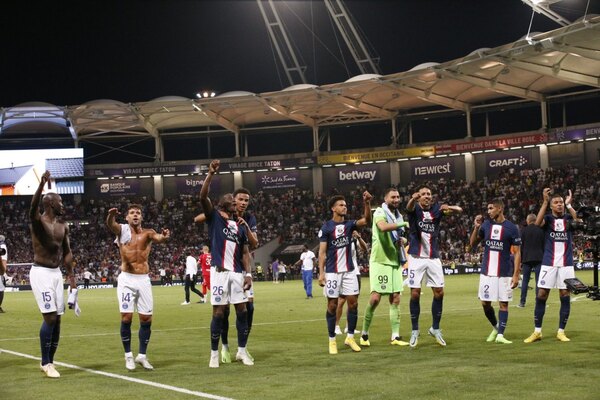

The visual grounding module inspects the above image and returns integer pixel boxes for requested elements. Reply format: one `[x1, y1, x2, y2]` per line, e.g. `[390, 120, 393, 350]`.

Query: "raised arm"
[106, 208, 122, 236]
[469, 215, 483, 249]
[200, 160, 219, 215]
[535, 188, 550, 226]
[354, 231, 369, 254]
[440, 203, 463, 215]
[356, 191, 373, 228]
[151, 228, 171, 244]
[564, 189, 580, 221]
[406, 191, 420, 212]
[30, 170, 50, 221]
[194, 213, 207, 224]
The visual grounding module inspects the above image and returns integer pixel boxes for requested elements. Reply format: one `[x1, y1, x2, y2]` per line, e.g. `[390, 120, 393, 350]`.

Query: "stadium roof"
[0, 16, 599, 143]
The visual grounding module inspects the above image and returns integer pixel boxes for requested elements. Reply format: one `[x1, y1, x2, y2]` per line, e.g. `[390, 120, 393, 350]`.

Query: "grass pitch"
[2, 272, 600, 400]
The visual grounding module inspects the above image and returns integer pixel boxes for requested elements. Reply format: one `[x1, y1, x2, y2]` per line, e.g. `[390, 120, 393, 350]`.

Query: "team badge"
[409, 279, 414, 285]
[381, 284, 386, 290]
[44, 303, 51, 310]
[555, 219, 565, 232]
[335, 225, 345, 237]
[484, 294, 489, 299]
[215, 296, 222, 302]
[122, 303, 129, 309]
[540, 280, 545, 286]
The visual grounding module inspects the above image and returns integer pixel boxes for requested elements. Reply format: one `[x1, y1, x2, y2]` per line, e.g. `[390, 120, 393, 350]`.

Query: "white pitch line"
[0, 348, 235, 400]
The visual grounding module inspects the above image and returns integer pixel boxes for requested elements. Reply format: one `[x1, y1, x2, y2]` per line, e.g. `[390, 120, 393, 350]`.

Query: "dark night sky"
[1, 0, 597, 107]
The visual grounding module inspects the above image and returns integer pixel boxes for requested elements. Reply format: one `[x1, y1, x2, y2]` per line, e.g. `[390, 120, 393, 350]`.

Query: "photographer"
[524, 188, 581, 344]
[0, 234, 7, 313]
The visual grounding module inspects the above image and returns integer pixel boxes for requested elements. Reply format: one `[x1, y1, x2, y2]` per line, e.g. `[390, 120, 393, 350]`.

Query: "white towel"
[67, 288, 81, 317]
[114, 223, 132, 245]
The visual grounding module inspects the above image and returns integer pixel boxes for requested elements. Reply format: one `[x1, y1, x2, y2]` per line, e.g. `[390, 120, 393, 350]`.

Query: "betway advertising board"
[323, 164, 388, 189]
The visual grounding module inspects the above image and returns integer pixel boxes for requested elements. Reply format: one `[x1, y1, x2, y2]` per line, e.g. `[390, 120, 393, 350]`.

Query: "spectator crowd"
[1, 165, 598, 285]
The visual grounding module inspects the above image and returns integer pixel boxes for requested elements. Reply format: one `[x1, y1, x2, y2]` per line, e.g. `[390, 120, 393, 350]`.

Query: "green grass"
[2, 272, 600, 400]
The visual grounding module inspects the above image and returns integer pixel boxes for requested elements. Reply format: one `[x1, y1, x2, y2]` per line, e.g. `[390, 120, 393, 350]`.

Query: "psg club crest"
[122, 303, 129, 309]
[44, 303, 51, 310]
[540, 280, 545, 286]
[335, 225, 345, 236]
[484, 294, 489, 299]
[215, 296, 222, 303]
[328, 289, 334, 295]
[409, 279, 414, 285]
[381, 284, 386, 290]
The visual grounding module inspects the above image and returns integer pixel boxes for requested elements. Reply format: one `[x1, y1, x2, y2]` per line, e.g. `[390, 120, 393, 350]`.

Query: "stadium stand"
[2, 165, 598, 286]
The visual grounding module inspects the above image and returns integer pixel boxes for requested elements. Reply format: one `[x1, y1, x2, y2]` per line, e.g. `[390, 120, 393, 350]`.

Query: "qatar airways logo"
[485, 240, 504, 251]
[417, 221, 435, 233]
[413, 162, 452, 176]
[550, 232, 569, 241]
[338, 170, 377, 181]
[222, 221, 241, 244]
[331, 237, 350, 248]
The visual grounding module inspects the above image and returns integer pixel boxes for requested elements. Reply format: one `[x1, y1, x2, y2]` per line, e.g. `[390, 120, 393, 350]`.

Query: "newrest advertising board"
[410, 157, 458, 180]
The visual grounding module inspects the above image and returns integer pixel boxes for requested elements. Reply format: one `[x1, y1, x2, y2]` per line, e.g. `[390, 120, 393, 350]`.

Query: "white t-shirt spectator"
[300, 250, 316, 271]
[185, 256, 198, 277]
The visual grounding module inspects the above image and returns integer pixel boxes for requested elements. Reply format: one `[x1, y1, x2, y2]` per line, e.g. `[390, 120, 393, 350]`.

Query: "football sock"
[409, 299, 420, 331]
[362, 303, 375, 333]
[347, 307, 358, 334]
[534, 297, 547, 329]
[221, 306, 230, 345]
[432, 297, 443, 330]
[138, 321, 152, 354]
[389, 304, 400, 337]
[246, 301, 254, 333]
[49, 317, 61, 363]
[559, 295, 570, 330]
[39, 320, 55, 365]
[210, 314, 224, 351]
[498, 310, 508, 335]
[120, 321, 132, 353]
[326, 311, 336, 338]
[236, 310, 249, 347]
[483, 304, 497, 327]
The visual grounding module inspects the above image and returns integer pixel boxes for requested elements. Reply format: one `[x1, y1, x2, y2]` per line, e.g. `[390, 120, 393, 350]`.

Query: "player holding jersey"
[470, 199, 521, 344]
[524, 188, 580, 343]
[318, 191, 372, 354]
[200, 160, 253, 368]
[406, 184, 462, 347]
[107, 203, 170, 371]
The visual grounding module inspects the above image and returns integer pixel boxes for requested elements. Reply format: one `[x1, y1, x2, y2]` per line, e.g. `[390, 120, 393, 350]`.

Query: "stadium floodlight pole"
[521, 0, 571, 26]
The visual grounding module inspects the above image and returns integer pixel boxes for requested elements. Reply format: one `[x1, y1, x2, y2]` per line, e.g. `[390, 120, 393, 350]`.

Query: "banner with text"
[410, 158, 456, 180]
[435, 133, 546, 154]
[318, 147, 434, 164]
[87, 158, 316, 178]
[172, 176, 221, 194]
[485, 149, 532, 174]
[87, 179, 147, 197]
[548, 125, 600, 141]
[336, 164, 381, 184]
[256, 171, 301, 190]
